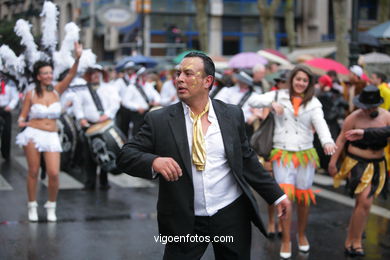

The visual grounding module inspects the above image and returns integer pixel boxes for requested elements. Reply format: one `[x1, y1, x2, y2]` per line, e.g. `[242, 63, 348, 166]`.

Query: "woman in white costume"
[16, 42, 82, 222]
[249, 65, 336, 259]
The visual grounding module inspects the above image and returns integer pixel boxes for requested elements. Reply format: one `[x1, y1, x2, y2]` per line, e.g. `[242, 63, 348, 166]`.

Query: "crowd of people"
[1, 48, 390, 259]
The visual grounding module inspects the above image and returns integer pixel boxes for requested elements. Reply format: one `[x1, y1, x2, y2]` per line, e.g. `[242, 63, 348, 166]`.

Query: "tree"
[284, 0, 295, 52]
[257, 0, 281, 49]
[194, 0, 209, 52]
[333, 0, 349, 66]
[378, 0, 390, 23]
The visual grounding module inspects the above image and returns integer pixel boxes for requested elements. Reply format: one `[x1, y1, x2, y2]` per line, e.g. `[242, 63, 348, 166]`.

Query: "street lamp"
[349, 0, 359, 66]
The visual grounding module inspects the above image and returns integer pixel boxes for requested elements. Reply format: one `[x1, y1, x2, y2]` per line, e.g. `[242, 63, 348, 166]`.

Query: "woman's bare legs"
[345, 185, 373, 251]
[24, 142, 41, 202]
[297, 203, 310, 246]
[43, 151, 60, 202]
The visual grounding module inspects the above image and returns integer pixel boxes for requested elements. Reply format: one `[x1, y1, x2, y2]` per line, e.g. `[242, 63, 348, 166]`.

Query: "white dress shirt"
[73, 80, 120, 123]
[121, 82, 161, 111]
[0, 80, 19, 110]
[160, 80, 178, 106]
[214, 85, 260, 122]
[182, 100, 242, 216]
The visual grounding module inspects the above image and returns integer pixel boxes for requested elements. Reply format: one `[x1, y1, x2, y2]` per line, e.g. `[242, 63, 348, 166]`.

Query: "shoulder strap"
[53, 89, 60, 97]
[135, 82, 150, 105]
[87, 84, 104, 113]
[237, 89, 253, 108]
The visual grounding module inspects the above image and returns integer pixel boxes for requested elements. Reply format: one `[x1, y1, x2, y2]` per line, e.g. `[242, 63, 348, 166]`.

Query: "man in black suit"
[117, 52, 290, 260]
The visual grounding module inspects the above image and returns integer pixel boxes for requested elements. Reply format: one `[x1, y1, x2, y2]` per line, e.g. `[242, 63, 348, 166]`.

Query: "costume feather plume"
[53, 22, 80, 79]
[14, 19, 46, 70]
[78, 49, 97, 74]
[40, 1, 59, 56]
[0, 45, 26, 75]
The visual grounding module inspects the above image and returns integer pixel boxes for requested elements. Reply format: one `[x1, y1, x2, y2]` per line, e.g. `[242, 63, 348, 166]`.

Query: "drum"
[85, 120, 126, 175]
[57, 113, 78, 172]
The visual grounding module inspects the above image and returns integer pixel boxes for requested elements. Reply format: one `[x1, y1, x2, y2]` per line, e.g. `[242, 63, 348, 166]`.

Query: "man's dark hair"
[373, 71, 387, 83]
[184, 52, 215, 89]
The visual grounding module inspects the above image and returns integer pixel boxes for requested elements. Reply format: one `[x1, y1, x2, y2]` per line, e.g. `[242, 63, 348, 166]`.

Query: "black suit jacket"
[116, 99, 284, 237]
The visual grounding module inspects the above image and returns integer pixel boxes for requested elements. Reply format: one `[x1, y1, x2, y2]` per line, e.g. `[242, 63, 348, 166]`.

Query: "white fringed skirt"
[16, 127, 62, 152]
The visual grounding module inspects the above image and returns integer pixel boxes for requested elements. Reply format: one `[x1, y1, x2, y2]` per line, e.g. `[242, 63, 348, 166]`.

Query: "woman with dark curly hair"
[16, 42, 82, 222]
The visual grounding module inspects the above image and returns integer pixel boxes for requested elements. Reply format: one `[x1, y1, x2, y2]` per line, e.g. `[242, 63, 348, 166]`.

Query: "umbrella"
[209, 55, 229, 69]
[228, 52, 267, 69]
[367, 20, 390, 38]
[304, 58, 350, 75]
[116, 55, 157, 71]
[173, 50, 205, 64]
[258, 49, 291, 65]
[359, 52, 390, 64]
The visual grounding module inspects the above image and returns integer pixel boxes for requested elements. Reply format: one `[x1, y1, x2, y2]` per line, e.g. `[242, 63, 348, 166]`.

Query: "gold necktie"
[190, 102, 210, 171]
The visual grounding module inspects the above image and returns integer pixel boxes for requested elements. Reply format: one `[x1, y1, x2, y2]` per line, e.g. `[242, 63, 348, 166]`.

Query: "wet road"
[1, 126, 390, 259]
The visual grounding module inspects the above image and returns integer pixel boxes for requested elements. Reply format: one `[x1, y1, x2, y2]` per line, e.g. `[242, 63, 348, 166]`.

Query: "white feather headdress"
[14, 19, 47, 71]
[40, 1, 59, 56]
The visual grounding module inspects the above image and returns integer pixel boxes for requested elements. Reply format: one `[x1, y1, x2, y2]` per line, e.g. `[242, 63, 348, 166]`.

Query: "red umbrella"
[304, 58, 350, 75]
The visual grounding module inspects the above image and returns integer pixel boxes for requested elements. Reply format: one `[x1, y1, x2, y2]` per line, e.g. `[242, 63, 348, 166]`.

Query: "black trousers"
[163, 195, 252, 260]
[129, 110, 146, 136]
[0, 108, 12, 160]
[117, 105, 132, 140]
[81, 130, 108, 188]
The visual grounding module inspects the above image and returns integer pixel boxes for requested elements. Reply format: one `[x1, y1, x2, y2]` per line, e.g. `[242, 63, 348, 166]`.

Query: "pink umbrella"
[228, 52, 268, 69]
[304, 58, 350, 75]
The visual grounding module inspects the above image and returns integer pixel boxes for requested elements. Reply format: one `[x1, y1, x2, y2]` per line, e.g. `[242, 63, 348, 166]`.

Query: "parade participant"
[370, 71, 390, 110]
[214, 71, 263, 139]
[315, 74, 348, 170]
[252, 63, 270, 93]
[117, 52, 290, 260]
[0, 72, 19, 161]
[346, 65, 367, 113]
[328, 85, 390, 257]
[160, 68, 179, 106]
[249, 65, 336, 258]
[16, 42, 82, 222]
[72, 64, 120, 191]
[117, 67, 160, 138]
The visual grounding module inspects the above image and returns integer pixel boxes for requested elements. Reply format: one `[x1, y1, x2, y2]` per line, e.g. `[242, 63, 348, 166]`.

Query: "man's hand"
[152, 157, 182, 181]
[99, 114, 109, 122]
[345, 129, 364, 141]
[4, 106, 11, 112]
[276, 197, 291, 220]
[79, 119, 90, 128]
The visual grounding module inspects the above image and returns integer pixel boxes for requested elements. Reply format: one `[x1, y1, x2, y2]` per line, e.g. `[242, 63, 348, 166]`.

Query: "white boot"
[28, 201, 38, 222]
[44, 201, 57, 222]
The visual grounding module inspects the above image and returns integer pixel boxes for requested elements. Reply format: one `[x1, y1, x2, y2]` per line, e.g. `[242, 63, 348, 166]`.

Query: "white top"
[73, 81, 120, 123]
[29, 102, 62, 119]
[160, 80, 178, 106]
[214, 85, 260, 122]
[0, 80, 19, 109]
[249, 89, 334, 151]
[120, 82, 161, 111]
[182, 100, 242, 216]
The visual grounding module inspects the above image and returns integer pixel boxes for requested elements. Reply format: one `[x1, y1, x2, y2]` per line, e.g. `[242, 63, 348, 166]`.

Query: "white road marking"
[108, 173, 155, 188]
[0, 175, 13, 190]
[314, 174, 345, 186]
[14, 156, 83, 190]
[313, 185, 390, 219]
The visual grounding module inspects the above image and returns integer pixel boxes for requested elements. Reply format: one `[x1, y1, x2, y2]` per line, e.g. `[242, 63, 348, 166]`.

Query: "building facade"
[0, 0, 387, 61]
